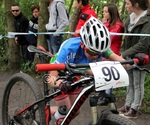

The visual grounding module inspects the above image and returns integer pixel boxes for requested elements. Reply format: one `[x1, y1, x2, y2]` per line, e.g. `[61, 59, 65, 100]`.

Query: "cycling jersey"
[50, 37, 113, 64]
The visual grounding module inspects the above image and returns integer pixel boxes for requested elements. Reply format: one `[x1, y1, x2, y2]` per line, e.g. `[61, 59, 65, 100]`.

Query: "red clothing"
[104, 21, 124, 55]
[74, 4, 98, 37]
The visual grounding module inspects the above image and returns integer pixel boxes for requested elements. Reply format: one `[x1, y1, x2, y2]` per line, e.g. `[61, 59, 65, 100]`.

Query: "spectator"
[26, 5, 40, 62]
[118, 0, 150, 118]
[101, 3, 124, 101]
[11, 3, 30, 64]
[73, 0, 98, 37]
[45, 0, 69, 54]
[102, 3, 124, 56]
[47, 17, 128, 116]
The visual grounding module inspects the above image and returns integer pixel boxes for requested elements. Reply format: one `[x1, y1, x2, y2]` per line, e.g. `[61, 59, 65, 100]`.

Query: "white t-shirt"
[128, 10, 147, 31]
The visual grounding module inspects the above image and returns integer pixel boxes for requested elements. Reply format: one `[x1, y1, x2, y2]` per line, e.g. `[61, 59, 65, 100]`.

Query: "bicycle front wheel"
[98, 110, 137, 125]
[2, 72, 46, 125]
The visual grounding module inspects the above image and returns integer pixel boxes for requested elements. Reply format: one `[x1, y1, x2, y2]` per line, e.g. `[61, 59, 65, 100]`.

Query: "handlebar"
[35, 59, 138, 72]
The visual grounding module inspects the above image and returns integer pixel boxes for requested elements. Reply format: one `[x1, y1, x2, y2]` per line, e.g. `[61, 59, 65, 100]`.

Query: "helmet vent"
[90, 20, 94, 25]
[89, 35, 93, 46]
[84, 35, 87, 44]
[97, 24, 101, 28]
[103, 26, 108, 36]
[100, 31, 104, 38]
[101, 41, 104, 50]
[86, 23, 90, 34]
[95, 37, 99, 49]
[105, 38, 109, 48]
[93, 26, 96, 36]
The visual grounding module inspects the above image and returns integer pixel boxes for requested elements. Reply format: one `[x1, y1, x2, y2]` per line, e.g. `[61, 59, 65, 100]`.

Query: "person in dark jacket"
[26, 5, 39, 62]
[118, 0, 150, 118]
[11, 3, 30, 63]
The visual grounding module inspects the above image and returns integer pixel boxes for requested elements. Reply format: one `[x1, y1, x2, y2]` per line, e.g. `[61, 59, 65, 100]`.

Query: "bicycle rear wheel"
[2, 72, 46, 125]
[98, 110, 137, 125]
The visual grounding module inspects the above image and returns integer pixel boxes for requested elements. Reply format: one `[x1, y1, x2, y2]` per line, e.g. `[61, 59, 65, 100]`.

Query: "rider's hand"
[59, 81, 71, 92]
[47, 75, 57, 86]
[134, 53, 149, 65]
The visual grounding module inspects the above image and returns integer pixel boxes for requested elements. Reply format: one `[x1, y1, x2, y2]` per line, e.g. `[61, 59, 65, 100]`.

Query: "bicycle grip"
[133, 54, 149, 65]
[133, 58, 139, 64]
[35, 64, 66, 72]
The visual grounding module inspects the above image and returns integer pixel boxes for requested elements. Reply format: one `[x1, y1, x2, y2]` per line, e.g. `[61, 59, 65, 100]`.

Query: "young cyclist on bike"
[47, 16, 128, 116]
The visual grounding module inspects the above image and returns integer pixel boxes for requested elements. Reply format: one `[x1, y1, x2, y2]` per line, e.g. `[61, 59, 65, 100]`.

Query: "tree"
[37, 0, 49, 48]
[68, 8, 80, 38]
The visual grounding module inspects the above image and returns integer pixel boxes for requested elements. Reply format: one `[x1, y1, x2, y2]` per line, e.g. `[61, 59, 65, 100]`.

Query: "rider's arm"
[109, 53, 125, 61]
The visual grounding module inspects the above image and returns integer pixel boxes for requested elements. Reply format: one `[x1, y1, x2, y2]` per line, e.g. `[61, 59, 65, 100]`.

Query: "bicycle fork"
[89, 95, 98, 125]
[89, 94, 119, 125]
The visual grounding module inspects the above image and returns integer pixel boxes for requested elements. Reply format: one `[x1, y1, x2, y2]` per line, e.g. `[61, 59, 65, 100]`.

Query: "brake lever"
[54, 76, 67, 85]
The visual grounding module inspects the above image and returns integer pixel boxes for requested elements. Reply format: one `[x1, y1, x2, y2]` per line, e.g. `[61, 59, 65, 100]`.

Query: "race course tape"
[0, 31, 150, 40]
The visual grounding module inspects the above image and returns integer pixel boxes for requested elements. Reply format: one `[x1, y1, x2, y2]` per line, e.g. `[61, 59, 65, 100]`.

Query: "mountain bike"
[2, 45, 147, 125]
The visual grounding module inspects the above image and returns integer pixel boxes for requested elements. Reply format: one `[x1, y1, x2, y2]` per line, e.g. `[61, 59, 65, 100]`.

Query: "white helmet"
[80, 16, 111, 53]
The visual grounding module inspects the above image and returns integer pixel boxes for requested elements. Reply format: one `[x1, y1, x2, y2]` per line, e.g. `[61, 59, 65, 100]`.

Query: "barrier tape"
[0, 31, 150, 40]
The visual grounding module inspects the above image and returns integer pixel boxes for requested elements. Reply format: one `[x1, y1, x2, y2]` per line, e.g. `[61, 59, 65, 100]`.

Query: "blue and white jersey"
[51, 37, 113, 64]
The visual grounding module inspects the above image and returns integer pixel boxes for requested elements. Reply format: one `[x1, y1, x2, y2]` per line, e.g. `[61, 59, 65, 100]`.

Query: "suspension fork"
[89, 94, 98, 125]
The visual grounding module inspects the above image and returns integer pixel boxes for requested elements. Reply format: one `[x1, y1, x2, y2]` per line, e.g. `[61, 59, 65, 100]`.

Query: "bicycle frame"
[13, 75, 99, 125]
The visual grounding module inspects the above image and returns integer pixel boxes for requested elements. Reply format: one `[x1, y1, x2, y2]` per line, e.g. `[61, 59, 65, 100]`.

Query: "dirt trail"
[0, 71, 150, 125]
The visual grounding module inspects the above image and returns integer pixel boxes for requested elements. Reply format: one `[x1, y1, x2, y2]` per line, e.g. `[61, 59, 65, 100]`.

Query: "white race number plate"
[89, 61, 129, 91]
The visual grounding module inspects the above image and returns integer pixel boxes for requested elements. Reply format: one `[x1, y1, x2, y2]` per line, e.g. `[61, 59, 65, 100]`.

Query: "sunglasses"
[84, 48, 100, 56]
[12, 10, 19, 12]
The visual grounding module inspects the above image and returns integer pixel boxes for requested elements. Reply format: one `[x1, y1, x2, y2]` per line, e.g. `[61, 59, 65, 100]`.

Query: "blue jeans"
[125, 69, 146, 110]
[47, 34, 63, 54]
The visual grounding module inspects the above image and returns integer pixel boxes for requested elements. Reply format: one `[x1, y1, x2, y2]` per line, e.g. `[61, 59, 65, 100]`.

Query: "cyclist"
[47, 16, 128, 116]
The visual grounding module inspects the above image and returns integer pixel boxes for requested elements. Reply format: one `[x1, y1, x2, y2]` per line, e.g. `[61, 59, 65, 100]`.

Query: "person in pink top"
[102, 3, 124, 56]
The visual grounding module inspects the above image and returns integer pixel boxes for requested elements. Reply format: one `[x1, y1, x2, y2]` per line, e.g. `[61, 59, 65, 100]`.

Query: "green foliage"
[0, 5, 6, 34]
[0, 38, 8, 71]
[140, 73, 150, 114]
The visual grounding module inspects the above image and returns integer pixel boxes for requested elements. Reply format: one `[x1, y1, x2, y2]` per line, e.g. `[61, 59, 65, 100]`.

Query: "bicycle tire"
[98, 110, 137, 125]
[2, 72, 46, 125]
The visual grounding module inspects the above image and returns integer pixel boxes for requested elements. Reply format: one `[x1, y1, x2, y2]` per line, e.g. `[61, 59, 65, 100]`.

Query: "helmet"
[80, 16, 111, 53]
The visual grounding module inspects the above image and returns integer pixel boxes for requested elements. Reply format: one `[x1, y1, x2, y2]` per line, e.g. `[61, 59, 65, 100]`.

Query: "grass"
[113, 87, 150, 114]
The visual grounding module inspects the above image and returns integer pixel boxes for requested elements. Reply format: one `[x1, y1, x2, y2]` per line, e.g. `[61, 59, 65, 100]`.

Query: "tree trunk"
[34, 0, 49, 64]
[5, 0, 21, 70]
[38, 0, 49, 48]
[68, 8, 80, 38]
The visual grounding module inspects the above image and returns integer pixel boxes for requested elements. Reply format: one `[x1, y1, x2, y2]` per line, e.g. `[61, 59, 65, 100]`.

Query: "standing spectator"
[100, 3, 124, 102]
[26, 5, 40, 62]
[118, 0, 150, 118]
[45, 0, 69, 54]
[11, 3, 30, 64]
[73, 0, 98, 37]
[102, 3, 124, 56]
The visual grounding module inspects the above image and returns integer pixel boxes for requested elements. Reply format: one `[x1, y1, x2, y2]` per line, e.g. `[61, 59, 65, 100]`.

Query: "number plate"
[89, 61, 129, 91]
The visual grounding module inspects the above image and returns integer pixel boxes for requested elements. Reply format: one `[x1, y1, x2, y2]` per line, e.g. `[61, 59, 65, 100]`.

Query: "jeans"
[125, 69, 146, 110]
[47, 34, 63, 54]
